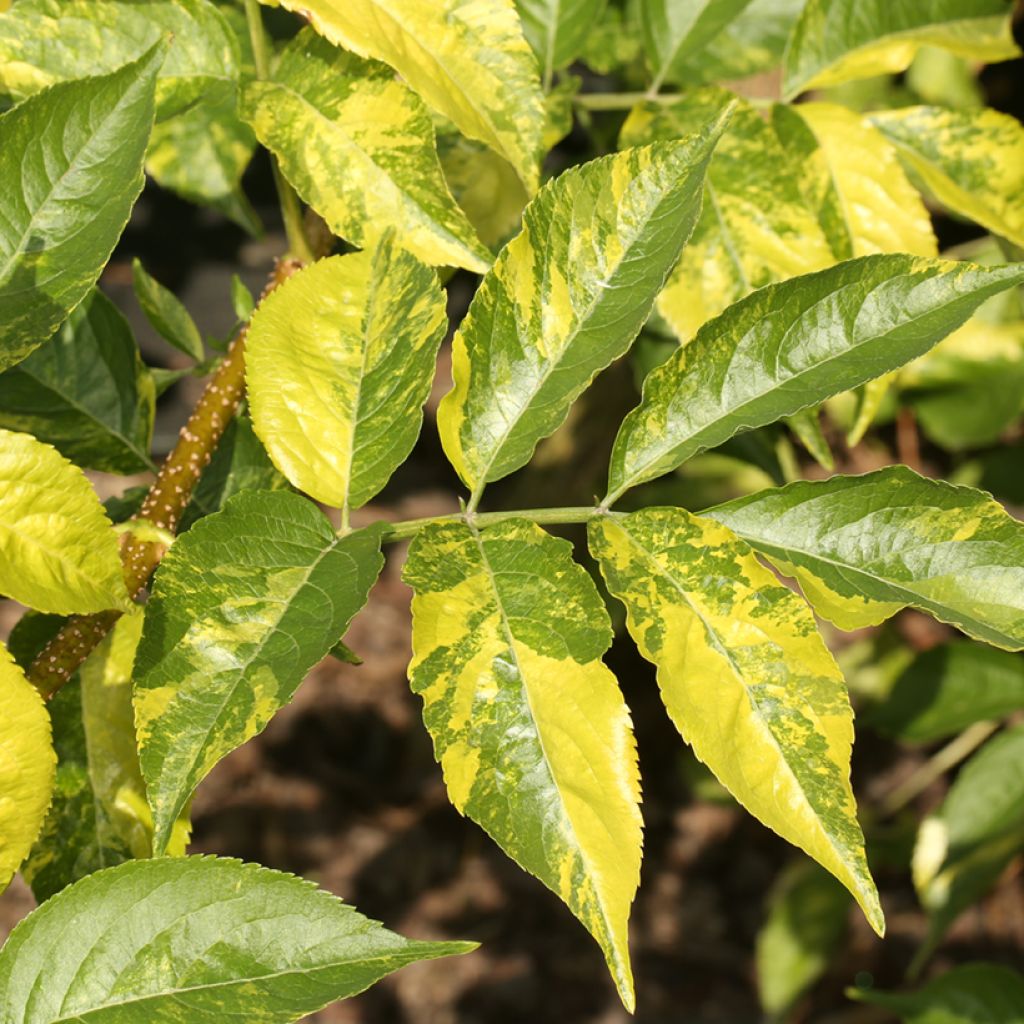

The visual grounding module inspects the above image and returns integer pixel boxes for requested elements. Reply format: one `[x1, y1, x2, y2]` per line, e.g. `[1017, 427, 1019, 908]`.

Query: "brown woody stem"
[28, 257, 303, 699]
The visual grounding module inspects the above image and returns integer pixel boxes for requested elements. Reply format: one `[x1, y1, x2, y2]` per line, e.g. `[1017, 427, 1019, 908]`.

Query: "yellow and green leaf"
[262, 0, 546, 193]
[246, 240, 447, 513]
[621, 90, 833, 343]
[0, 429, 130, 615]
[241, 30, 491, 272]
[438, 114, 733, 495]
[783, 0, 1021, 100]
[0, 642, 56, 894]
[869, 105, 1024, 250]
[404, 519, 642, 1009]
[589, 508, 882, 934]
[708, 467, 1024, 650]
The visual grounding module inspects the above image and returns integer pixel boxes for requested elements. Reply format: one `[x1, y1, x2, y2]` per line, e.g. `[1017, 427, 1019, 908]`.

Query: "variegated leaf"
[135, 491, 384, 854]
[0, 429, 130, 615]
[404, 519, 642, 1009]
[438, 113, 733, 497]
[261, 0, 546, 193]
[708, 467, 1024, 650]
[0, 642, 55, 894]
[604, 256, 1024, 503]
[0, 857, 474, 1023]
[515, 0, 606, 88]
[621, 89, 832, 343]
[246, 240, 447, 513]
[589, 508, 882, 934]
[242, 30, 490, 272]
[783, 0, 1020, 100]
[869, 105, 1024, 250]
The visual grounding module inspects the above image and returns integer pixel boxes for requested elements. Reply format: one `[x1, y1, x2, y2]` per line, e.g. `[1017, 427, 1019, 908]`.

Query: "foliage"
[0, 0, 1023, 1018]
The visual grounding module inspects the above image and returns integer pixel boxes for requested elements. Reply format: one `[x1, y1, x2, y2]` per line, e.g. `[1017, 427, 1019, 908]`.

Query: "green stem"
[242, 0, 314, 264]
[380, 505, 611, 542]
[573, 91, 776, 112]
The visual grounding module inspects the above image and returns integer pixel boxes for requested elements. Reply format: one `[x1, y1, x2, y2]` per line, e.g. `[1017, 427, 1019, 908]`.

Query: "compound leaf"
[263, 0, 545, 193]
[0, 45, 163, 372]
[135, 491, 383, 854]
[870, 104, 1024, 250]
[605, 256, 1024, 502]
[246, 241, 447, 513]
[0, 642, 55, 894]
[0, 289, 155, 475]
[621, 89, 833, 343]
[0, 429, 130, 615]
[708, 467, 1024, 650]
[439, 116, 733, 495]
[0, 856, 474, 1023]
[404, 519, 642, 1009]
[783, 0, 1020, 100]
[589, 508, 882, 934]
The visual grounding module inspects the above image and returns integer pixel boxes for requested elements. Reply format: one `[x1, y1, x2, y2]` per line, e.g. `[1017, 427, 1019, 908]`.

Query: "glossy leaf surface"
[439, 119, 732, 494]
[246, 242, 447, 512]
[0, 429, 129, 615]
[0, 642, 55, 894]
[605, 256, 1024, 501]
[709, 468, 1024, 650]
[135, 491, 383, 854]
[404, 519, 642, 1009]
[0, 289, 155, 474]
[589, 508, 882, 933]
[263, 0, 545, 192]
[0, 856, 474, 1023]
[621, 90, 832, 342]
[783, 0, 1020, 99]
[0, 46, 162, 372]
[870, 104, 1024, 249]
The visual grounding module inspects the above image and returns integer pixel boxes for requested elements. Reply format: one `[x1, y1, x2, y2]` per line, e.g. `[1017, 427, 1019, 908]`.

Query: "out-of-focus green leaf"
[756, 860, 850, 1017]
[605, 256, 1024, 502]
[230, 275, 254, 322]
[0, 857, 475, 1023]
[783, 0, 1020, 100]
[786, 408, 834, 471]
[0, 289, 155, 474]
[515, 0, 607, 86]
[709, 468, 1024, 651]
[135, 491, 383, 854]
[578, 1, 642, 74]
[866, 641, 1024, 744]
[132, 259, 204, 361]
[0, 46, 163, 372]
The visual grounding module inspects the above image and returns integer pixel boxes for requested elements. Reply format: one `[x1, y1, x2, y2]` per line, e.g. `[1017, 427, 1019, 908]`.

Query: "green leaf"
[241, 30, 490, 272]
[132, 258, 204, 361]
[0, 429, 130, 614]
[756, 860, 850, 1017]
[404, 519, 642, 1010]
[263, 0, 546, 193]
[179, 412, 287, 531]
[912, 726, 1024, 956]
[22, 614, 189, 903]
[0, 289, 155, 474]
[0, 44, 164, 372]
[787, 407, 834, 471]
[866, 641, 1024, 744]
[438, 114, 733, 496]
[589, 508, 882, 934]
[708, 467, 1024, 651]
[246, 240, 446, 513]
[783, 0, 1021, 100]
[604, 256, 1024, 502]
[772, 102, 938, 261]
[135, 491, 384, 854]
[230, 274, 255, 322]
[0, 856, 475, 1023]
[515, 0, 607, 86]
[0, 0, 239, 119]
[849, 963, 1024, 1023]
[640, 0, 755, 92]
[621, 89, 833, 343]
[870, 105, 1024, 250]
[0, 641, 55, 894]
